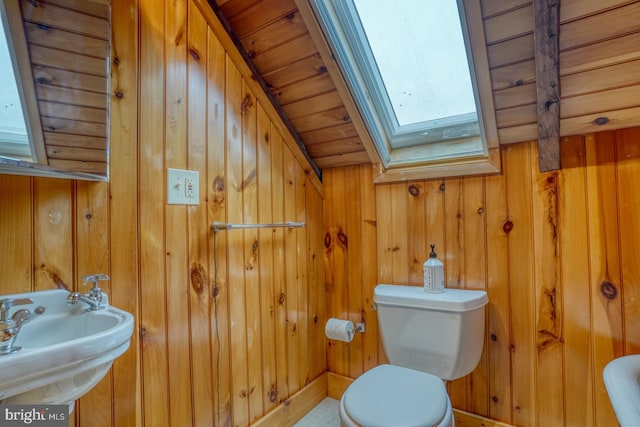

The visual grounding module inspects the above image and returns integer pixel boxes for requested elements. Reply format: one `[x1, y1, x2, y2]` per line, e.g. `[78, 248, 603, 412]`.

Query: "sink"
[603, 354, 640, 427]
[0, 289, 133, 408]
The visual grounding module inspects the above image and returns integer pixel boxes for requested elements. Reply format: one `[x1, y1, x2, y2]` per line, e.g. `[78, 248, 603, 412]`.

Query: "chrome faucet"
[0, 297, 33, 355]
[67, 274, 109, 311]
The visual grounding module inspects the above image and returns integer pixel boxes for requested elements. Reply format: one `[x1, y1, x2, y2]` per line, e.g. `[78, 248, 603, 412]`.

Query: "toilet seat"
[340, 364, 452, 427]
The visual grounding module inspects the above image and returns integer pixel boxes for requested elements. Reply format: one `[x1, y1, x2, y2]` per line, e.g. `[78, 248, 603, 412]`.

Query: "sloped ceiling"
[211, 0, 640, 173]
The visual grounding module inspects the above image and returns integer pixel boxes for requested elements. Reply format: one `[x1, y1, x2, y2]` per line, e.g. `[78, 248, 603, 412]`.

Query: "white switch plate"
[167, 168, 200, 205]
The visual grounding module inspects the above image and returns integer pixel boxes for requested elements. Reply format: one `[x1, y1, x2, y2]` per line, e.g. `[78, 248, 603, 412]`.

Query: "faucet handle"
[0, 298, 33, 322]
[82, 274, 110, 290]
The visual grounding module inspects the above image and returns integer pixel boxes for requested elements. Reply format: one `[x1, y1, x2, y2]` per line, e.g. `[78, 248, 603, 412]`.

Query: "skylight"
[354, 0, 476, 127]
[0, 15, 32, 161]
[308, 0, 497, 173]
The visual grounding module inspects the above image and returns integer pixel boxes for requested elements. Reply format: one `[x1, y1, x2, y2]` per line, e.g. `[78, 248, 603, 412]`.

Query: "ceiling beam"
[533, 0, 560, 171]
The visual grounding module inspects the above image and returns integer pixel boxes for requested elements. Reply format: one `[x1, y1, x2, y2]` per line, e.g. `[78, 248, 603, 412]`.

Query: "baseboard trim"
[327, 371, 513, 427]
[251, 373, 328, 427]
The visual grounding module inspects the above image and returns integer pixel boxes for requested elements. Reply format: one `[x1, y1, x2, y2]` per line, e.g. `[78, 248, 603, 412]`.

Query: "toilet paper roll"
[325, 318, 355, 342]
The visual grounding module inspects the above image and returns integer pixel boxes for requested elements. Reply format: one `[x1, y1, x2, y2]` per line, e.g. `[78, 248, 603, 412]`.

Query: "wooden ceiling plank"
[487, 34, 535, 68]
[484, 4, 533, 44]
[274, 73, 335, 105]
[229, 0, 297, 38]
[240, 11, 308, 57]
[290, 106, 351, 134]
[304, 137, 364, 158]
[263, 55, 325, 90]
[282, 91, 343, 120]
[533, 0, 560, 171]
[560, 31, 640, 76]
[313, 151, 371, 170]
[560, 2, 640, 50]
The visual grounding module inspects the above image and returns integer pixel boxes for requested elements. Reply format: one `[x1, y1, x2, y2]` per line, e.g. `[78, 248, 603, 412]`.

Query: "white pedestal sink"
[603, 354, 640, 427]
[0, 289, 134, 408]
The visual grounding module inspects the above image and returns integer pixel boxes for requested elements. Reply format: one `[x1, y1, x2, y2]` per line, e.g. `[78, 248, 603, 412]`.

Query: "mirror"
[0, 0, 110, 181]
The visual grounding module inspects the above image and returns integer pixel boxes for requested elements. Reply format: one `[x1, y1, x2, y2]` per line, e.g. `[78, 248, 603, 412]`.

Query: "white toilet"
[339, 284, 488, 427]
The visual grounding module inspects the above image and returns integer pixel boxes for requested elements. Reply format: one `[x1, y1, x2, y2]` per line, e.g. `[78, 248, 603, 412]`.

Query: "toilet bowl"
[337, 284, 487, 427]
[339, 364, 453, 427]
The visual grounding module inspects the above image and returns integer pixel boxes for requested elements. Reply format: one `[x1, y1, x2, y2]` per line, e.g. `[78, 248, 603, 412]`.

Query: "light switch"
[167, 168, 199, 205]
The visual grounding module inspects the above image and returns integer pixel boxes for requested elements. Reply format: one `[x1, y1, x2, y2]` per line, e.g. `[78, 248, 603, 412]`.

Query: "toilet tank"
[374, 284, 488, 381]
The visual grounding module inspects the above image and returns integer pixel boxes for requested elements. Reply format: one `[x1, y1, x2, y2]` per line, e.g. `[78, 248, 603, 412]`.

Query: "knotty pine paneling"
[323, 128, 640, 427]
[0, 0, 325, 425]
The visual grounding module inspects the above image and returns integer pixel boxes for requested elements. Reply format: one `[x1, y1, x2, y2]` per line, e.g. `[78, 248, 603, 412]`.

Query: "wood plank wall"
[487, 0, 640, 144]
[323, 128, 640, 427]
[0, 0, 325, 425]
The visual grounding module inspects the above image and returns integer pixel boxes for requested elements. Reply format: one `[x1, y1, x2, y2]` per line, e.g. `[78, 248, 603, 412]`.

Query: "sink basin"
[0, 289, 133, 407]
[603, 354, 640, 427]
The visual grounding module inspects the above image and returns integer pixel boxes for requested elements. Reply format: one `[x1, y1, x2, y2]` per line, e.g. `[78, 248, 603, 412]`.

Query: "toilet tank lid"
[374, 284, 488, 312]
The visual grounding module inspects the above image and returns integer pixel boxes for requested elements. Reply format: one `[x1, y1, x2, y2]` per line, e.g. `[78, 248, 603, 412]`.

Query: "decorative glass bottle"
[423, 244, 444, 293]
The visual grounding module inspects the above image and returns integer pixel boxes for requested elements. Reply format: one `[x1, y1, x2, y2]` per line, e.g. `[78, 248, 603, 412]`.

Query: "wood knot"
[407, 184, 420, 197]
[324, 232, 331, 248]
[492, 396, 499, 403]
[439, 183, 445, 192]
[279, 292, 286, 305]
[600, 281, 617, 300]
[241, 94, 253, 114]
[490, 334, 497, 341]
[113, 56, 120, 66]
[477, 207, 485, 214]
[213, 176, 225, 192]
[213, 286, 219, 298]
[268, 386, 277, 403]
[190, 263, 207, 295]
[337, 231, 348, 249]
[115, 90, 124, 99]
[593, 117, 610, 126]
[188, 47, 201, 61]
[503, 220, 514, 234]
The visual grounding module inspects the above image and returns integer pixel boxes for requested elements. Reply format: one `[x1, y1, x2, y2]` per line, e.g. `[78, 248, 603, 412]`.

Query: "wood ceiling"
[211, 0, 640, 174]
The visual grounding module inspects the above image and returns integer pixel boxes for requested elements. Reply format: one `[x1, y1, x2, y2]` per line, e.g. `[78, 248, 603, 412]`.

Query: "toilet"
[339, 284, 488, 427]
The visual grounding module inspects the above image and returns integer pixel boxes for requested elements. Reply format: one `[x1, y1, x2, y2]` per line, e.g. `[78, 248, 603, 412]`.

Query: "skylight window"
[354, 0, 476, 128]
[307, 0, 500, 176]
[0, 15, 32, 161]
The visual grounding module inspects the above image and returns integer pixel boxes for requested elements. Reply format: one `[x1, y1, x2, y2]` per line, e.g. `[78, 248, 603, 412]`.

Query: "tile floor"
[293, 397, 340, 427]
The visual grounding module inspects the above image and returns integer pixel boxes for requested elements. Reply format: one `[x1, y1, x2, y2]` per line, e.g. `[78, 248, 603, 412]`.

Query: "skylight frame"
[335, 0, 480, 147]
[305, 0, 501, 178]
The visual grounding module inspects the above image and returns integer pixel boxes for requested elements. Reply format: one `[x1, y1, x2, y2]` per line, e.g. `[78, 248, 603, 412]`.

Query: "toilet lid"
[343, 364, 448, 427]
